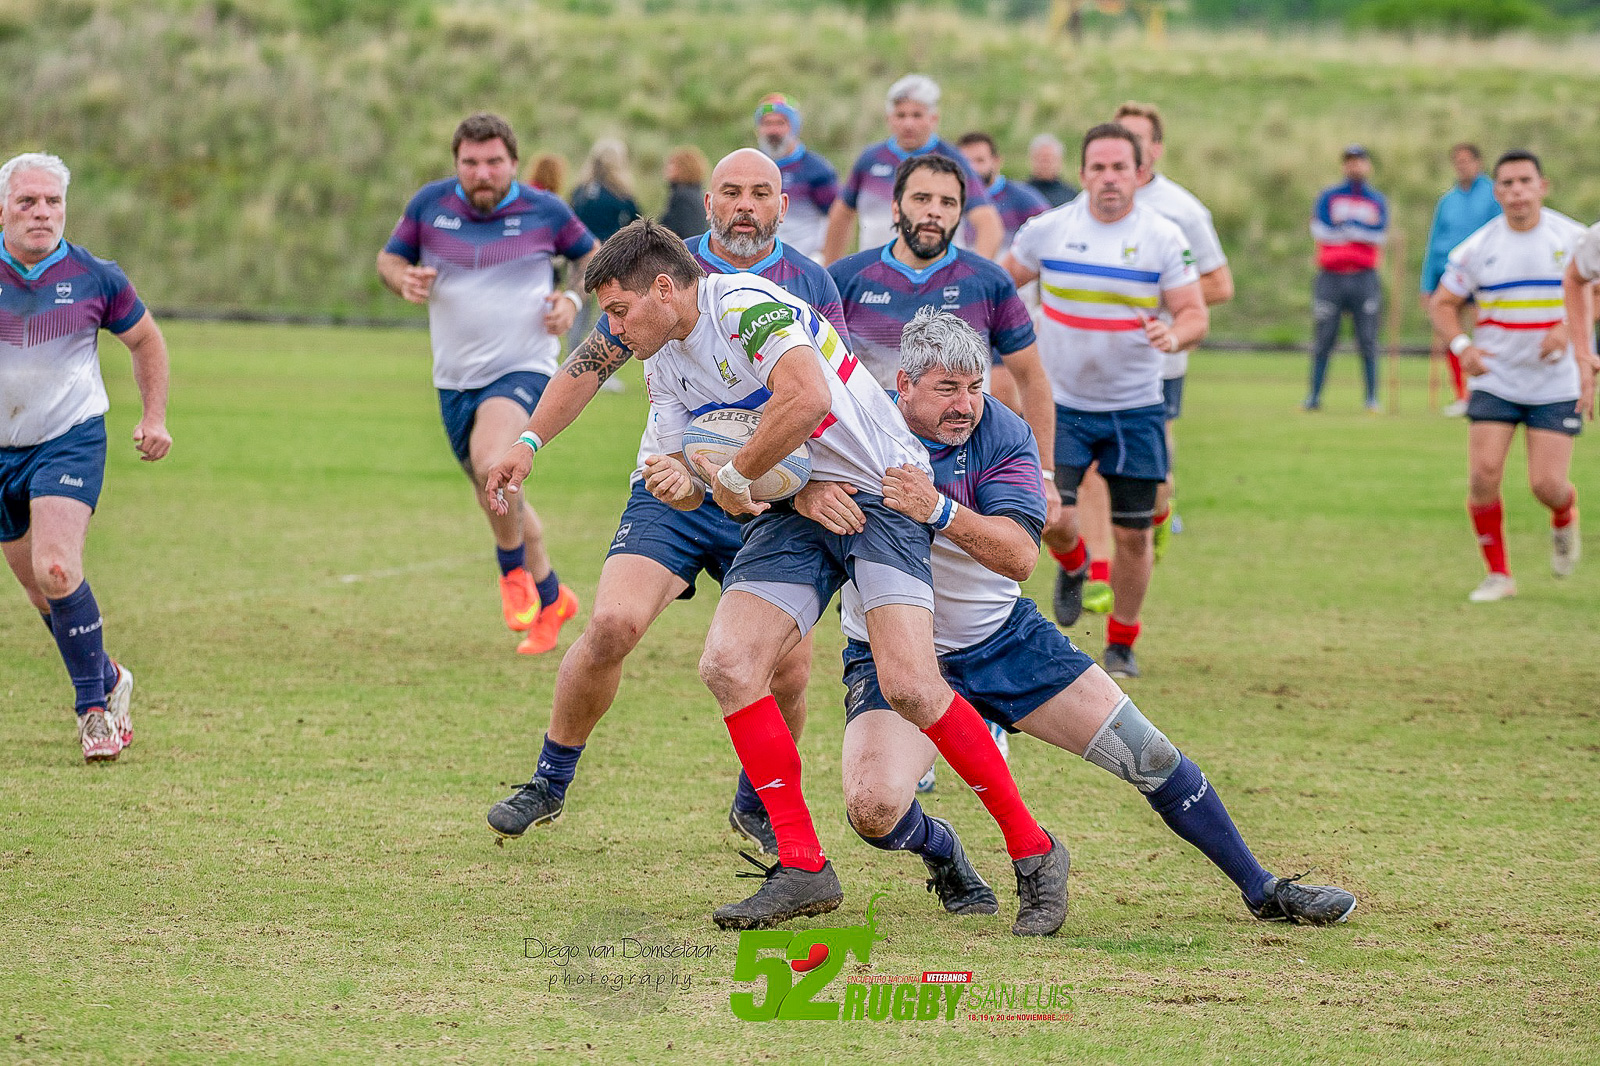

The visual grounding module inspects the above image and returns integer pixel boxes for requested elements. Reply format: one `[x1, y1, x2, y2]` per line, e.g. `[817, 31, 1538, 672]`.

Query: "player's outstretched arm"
[116, 311, 172, 461]
[794, 480, 864, 535]
[881, 464, 1038, 581]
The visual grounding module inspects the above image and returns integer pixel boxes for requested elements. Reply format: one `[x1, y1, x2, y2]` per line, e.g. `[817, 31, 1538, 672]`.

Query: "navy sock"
[535, 733, 585, 801]
[39, 611, 53, 634]
[534, 569, 561, 609]
[733, 770, 764, 814]
[495, 545, 526, 576]
[47, 582, 109, 715]
[1146, 755, 1273, 905]
[857, 800, 954, 861]
[102, 654, 119, 692]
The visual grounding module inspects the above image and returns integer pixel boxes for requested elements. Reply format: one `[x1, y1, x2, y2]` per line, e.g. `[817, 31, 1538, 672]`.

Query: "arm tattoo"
[562, 329, 633, 384]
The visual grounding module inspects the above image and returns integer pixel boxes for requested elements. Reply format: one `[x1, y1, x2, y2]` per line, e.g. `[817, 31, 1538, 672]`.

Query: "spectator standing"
[1422, 143, 1501, 417]
[658, 146, 709, 240]
[1306, 145, 1389, 412]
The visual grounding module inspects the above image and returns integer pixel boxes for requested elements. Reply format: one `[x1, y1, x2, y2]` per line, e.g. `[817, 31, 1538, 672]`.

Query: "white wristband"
[929, 493, 959, 531]
[516, 431, 543, 454]
[562, 289, 584, 313]
[716, 461, 753, 495]
[1450, 334, 1472, 357]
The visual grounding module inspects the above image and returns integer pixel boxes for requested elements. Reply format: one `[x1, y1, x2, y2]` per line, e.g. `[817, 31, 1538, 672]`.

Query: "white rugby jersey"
[1573, 221, 1600, 283]
[1441, 210, 1585, 406]
[642, 272, 930, 493]
[1010, 200, 1198, 412]
[1137, 174, 1227, 380]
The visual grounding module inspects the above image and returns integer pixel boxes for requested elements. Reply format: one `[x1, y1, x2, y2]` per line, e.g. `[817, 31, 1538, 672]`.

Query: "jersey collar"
[880, 239, 956, 284]
[0, 239, 68, 280]
[886, 134, 940, 162]
[453, 180, 522, 217]
[770, 143, 807, 168]
[986, 175, 1008, 198]
[696, 232, 786, 275]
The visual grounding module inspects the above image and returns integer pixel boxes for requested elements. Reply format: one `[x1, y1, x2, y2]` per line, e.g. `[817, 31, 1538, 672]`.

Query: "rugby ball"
[682, 408, 812, 502]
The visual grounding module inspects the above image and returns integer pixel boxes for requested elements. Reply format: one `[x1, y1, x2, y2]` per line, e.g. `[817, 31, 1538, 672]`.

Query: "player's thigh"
[841, 708, 936, 820]
[771, 628, 815, 697]
[1014, 664, 1124, 757]
[1525, 427, 1577, 491]
[584, 552, 692, 657]
[2, 531, 42, 602]
[26, 496, 93, 582]
[467, 395, 536, 479]
[861, 602, 945, 717]
[701, 588, 808, 692]
[1467, 419, 1517, 483]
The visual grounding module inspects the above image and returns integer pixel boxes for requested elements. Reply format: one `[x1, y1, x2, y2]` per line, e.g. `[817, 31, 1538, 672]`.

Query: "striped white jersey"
[1136, 174, 1227, 380]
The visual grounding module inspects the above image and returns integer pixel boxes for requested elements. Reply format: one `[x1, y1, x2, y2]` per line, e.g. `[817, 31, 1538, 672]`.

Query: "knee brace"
[1083, 695, 1180, 793]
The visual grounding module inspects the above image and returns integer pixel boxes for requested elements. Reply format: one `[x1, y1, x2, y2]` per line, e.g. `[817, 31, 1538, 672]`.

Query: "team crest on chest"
[1121, 241, 1140, 265]
[55, 282, 73, 304]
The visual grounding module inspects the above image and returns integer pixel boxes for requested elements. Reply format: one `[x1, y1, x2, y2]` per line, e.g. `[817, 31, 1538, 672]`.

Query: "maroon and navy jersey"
[965, 175, 1050, 255]
[828, 243, 1035, 386]
[771, 145, 840, 262]
[840, 138, 992, 254]
[384, 179, 596, 388]
[0, 241, 146, 447]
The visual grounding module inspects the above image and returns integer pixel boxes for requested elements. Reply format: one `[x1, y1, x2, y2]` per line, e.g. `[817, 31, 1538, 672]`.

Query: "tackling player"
[486, 220, 1068, 934]
[485, 149, 847, 855]
[798, 309, 1356, 927]
[377, 113, 594, 654]
[821, 74, 1002, 264]
[1003, 124, 1208, 679]
[1, 152, 172, 762]
[753, 94, 839, 264]
[1429, 150, 1586, 601]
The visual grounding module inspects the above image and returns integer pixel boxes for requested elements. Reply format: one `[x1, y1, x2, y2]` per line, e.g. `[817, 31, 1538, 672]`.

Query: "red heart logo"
[790, 943, 828, 972]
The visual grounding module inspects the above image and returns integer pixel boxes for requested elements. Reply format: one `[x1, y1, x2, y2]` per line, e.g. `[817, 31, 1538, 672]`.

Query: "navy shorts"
[724, 493, 934, 634]
[1467, 390, 1582, 437]
[0, 417, 107, 543]
[437, 371, 550, 465]
[842, 598, 1097, 730]
[606, 480, 745, 601]
[1162, 376, 1185, 422]
[1054, 402, 1169, 482]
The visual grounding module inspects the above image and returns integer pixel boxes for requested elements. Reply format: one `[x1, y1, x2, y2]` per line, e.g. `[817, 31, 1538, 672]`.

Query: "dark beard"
[897, 213, 954, 260]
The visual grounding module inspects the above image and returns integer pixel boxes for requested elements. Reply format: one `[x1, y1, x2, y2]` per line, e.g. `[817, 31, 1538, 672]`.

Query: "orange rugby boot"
[499, 568, 539, 632]
[517, 584, 580, 655]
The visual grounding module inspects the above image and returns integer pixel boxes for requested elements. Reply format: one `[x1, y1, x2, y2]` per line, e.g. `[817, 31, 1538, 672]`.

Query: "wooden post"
[1387, 226, 1404, 415]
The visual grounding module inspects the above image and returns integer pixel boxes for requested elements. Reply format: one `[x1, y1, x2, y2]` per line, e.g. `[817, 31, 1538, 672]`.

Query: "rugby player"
[955, 131, 1050, 257]
[1, 152, 171, 762]
[1429, 150, 1586, 601]
[1561, 220, 1600, 420]
[485, 149, 848, 855]
[377, 113, 594, 654]
[821, 74, 1002, 264]
[1003, 124, 1208, 679]
[753, 94, 839, 264]
[798, 309, 1356, 927]
[486, 220, 1067, 933]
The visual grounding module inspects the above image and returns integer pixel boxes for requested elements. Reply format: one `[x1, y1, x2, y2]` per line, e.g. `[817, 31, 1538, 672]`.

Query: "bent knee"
[579, 609, 648, 664]
[32, 558, 82, 601]
[846, 790, 907, 841]
[699, 640, 765, 698]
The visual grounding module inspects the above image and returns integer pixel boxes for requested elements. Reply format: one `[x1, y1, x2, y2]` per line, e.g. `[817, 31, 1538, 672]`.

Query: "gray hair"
[1028, 133, 1063, 155]
[0, 152, 70, 202]
[886, 74, 940, 112]
[899, 306, 988, 383]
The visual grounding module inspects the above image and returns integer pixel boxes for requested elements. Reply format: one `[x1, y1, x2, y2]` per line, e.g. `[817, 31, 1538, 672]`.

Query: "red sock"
[1469, 499, 1509, 575]
[922, 694, 1050, 861]
[1552, 487, 1577, 529]
[1151, 506, 1171, 526]
[1088, 558, 1111, 583]
[1107, 616, 1141, 647]
[1049, 538, 1086, 573]
[1447, 352, 1466, 400]
[724, 696, 824, 871]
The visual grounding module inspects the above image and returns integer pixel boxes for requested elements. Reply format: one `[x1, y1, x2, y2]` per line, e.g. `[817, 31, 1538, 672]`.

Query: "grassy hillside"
[3, 1, 1599, 341]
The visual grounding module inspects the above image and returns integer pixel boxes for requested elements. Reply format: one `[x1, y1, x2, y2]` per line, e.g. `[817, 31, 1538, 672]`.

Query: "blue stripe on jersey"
[689, 389, 772, 418]
[1477, 277, 1564, 291]
[1040, 258, 1162, 284]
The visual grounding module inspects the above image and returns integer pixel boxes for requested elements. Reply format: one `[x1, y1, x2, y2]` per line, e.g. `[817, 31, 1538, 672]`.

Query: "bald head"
[705, 148, 787, 260]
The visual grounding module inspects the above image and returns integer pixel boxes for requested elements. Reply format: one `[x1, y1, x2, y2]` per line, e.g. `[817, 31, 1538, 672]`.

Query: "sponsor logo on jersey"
[857, 291, 892, 304]
[1181, 248, 1195, 267]
[737, 301, 798, 360]
[58, 474, 84, 487]
[870, 163, 894, 177]
[55, 282, 73, 302]
[1121, 241, 1140, 265]
[1554, 248, 1569, 267]
[432, 215, 463, 230]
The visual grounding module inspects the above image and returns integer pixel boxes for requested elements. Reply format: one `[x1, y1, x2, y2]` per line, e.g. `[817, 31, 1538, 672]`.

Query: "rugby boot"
[1152, 508, 1174, 564]
[1052, 560, 1089, 627]
[106, 661, 134, 749]
[1467, 573, 1516, 603]
[487, 778, 564, 840]
[922, 818, 999, 915]
[1552, 512, 1580, 578]
[1011, 830, 1069, 936]
[1103, 643, 1140, 679]
[713, 852, 844, 930]
[517, 584, 580, 655]
[1246, 872, 1357, 925]
[78, 708, 121, 763]
[1082, 580, 1114, 614]
[499, 568, 539, 632]
[915, 765, 937, 794]
[728, 801, 778, 855]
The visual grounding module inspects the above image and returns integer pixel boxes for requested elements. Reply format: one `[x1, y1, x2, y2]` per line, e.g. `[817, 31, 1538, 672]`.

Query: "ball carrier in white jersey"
[486, 220, 1067, 933]
[796, 310, 1355, 927]
[1003, 125, 1208, 679]
[1429, 150, 1587, 602]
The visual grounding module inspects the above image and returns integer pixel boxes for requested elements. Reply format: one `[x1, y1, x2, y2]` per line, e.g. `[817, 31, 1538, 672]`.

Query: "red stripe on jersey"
[810, 413, 837, 439]
[1476, 318, 1563, 331]
[836, 353, 858, 382]
[1041, 305, 1143, 332]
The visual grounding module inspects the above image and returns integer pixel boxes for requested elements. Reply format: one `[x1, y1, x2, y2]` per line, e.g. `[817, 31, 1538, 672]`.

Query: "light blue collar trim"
[879, 239, 956, 284]
[454, 180, 521, 216]
[697, 232, 785, 275]
[887, 135, 940, 162]
[0, 240, 67, 280]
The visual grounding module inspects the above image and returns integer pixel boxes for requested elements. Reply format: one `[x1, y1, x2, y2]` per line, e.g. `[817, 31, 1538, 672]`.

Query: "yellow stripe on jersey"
[1476, 297, 1564, 311]
[1041, 283, 1160, 309]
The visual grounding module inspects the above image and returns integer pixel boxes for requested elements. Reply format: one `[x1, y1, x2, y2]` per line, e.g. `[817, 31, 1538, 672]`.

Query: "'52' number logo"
[728, 925, 874, 1021]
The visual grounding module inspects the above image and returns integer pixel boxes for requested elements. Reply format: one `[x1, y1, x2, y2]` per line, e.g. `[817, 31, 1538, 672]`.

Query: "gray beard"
[712, 217, 781, 258]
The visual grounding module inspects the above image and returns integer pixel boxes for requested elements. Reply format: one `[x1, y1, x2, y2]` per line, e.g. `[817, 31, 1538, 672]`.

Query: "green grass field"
[3, 322, 1598, 1063]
